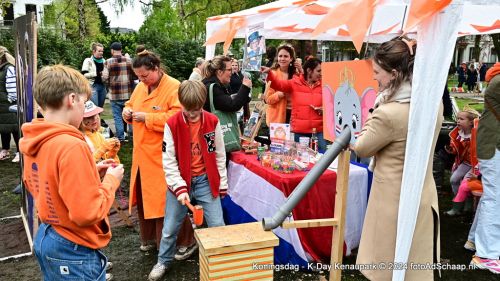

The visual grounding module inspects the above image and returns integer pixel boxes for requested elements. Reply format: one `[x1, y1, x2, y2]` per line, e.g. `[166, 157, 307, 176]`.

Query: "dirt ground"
[0, 141, 498, 281]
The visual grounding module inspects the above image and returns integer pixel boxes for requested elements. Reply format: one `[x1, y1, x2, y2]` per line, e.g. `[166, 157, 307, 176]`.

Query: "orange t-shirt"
[189, 120, 205, 176]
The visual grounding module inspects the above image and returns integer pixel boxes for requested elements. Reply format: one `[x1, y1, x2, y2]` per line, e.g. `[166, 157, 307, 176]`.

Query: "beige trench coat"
[353, 101, 442, 281]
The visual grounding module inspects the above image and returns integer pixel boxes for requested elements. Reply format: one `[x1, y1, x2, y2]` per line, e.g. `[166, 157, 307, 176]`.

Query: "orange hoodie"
[19, 119, 119, 249]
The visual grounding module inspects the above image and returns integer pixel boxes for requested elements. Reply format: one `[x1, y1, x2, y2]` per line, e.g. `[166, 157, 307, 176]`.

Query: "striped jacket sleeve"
[214, 121, 228, 193]
[6, 66, 16, 102]
[162, 123, 188, 197]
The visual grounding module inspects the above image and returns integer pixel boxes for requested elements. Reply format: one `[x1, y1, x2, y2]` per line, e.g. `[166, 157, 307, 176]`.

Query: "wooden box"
[195, 222, 279, 280]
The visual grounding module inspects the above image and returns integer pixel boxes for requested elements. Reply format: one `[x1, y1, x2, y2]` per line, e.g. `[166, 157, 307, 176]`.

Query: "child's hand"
[106, 164, 124, 182]
[96, 159, 116, 178]
[177, 193, 190, 205]
[103, 138, 118, 151]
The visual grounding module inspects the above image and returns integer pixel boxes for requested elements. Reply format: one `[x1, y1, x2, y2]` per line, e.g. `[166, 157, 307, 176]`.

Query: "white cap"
[84, 101, 103, 118]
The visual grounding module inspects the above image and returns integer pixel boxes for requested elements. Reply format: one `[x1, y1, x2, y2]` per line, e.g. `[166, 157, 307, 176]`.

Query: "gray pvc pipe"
[262, 127, 351, 231]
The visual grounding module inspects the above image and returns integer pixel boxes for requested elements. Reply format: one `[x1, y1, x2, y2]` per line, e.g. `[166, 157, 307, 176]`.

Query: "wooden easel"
[281, 150, 351, 281]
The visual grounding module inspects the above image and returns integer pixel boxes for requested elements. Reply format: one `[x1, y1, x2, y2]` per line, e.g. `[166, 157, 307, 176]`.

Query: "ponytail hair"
[201, 55, 231, 79]
[373, 35, 417, 96]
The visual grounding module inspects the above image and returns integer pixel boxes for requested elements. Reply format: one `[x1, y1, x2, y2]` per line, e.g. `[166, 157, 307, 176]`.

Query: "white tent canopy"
[204, 1, 499, 280]
[205, 0, 500, 59]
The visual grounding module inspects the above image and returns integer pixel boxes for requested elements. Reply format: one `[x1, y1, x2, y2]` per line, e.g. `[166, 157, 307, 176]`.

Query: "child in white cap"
[80, 100, 121, 163]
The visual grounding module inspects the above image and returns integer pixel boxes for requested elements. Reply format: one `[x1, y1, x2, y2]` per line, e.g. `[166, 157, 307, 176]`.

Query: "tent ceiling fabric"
[205, 0, 500, 56]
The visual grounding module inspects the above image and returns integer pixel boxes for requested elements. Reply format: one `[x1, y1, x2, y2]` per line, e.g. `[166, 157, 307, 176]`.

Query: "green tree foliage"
[144, 39, 205, 81]
[139, 0, 273, 41]
[42, 0, 108, 41]
[138, 0, 184, 41]
[96, 3, 111, 34]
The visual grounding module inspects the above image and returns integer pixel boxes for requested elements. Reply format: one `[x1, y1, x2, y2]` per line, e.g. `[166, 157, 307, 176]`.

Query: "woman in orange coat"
[263, 44, 302, 126]
[123, 50, 195, 253]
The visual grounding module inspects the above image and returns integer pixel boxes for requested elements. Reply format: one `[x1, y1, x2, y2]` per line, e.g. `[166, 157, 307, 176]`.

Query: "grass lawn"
[454, 98, 484, 113]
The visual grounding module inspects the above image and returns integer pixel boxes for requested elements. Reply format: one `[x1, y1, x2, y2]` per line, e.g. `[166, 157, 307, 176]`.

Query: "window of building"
[25, 4, 37, 15]
[3, 4, 14, 25]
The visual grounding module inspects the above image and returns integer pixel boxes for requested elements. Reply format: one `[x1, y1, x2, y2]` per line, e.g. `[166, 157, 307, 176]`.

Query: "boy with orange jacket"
[20, 65, 124, 281]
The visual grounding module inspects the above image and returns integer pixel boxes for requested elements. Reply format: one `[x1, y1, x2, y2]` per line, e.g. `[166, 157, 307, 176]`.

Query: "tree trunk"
[491, 33, 500, 60]
[78, 0, 86, 39]
[472, 35, 481, 62]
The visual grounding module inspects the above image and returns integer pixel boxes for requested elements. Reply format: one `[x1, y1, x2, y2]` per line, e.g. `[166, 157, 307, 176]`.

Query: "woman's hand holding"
[294, 59, 303, 73]
[132, 112, 146, 123]
[122, 108, 133, 121]
[242, 77, 252, 88]
[260, 66, 271, 74]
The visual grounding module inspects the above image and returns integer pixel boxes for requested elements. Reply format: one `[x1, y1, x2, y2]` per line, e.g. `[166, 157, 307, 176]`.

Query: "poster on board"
[322, 60, 378, 144]
[242, 23, 265, 71]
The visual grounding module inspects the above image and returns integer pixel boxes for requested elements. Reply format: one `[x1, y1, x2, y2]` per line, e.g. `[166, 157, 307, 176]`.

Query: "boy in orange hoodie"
[19, 65, 124, 281]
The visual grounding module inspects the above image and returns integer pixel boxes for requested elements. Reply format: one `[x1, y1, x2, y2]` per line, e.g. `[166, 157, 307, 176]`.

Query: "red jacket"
[449, 118, 478, 172]
[162, 111, 228, 198]
[267, 71, 323, 133]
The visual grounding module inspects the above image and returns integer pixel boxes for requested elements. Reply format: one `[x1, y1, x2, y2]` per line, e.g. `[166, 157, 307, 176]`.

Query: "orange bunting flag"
[204, 17, 247, 55]
[404, 0, 452, 32]
[312, 0, 377, 53]
[471, 20, 500, 33]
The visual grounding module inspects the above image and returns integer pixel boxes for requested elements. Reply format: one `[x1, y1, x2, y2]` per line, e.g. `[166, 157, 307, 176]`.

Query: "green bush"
[0, 29, 14, 52]
[5, 27, 205, 82]
[137, 32, 205, 81]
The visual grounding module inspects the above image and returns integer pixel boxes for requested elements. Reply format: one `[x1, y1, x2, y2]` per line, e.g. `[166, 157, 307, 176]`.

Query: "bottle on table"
[310, 128, 318, 152]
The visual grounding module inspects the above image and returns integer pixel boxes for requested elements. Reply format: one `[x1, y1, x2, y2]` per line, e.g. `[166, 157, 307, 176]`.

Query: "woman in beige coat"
[353, 37, 441, 281]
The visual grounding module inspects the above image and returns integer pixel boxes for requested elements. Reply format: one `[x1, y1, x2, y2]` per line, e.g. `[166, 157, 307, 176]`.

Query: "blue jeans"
[294, 132, 327, 153]
[33, 223, 107, 281]
[157, 174, 225, 265]
[90, 83, 107, 108]
[110, 100, 126, 141]
[467, 149, 500, 259]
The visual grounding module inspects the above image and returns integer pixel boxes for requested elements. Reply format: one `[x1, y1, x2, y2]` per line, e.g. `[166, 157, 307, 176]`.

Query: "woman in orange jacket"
[263, 44, 302, 126]
[122, 50, 195, 253]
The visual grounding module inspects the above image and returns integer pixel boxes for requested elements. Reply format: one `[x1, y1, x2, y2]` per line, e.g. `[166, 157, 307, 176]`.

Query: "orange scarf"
[485, 62, 500, 82]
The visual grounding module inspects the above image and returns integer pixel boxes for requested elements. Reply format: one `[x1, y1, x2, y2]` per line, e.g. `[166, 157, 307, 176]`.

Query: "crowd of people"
[456, 61, 488, 93]
[0, 35, 498, 281]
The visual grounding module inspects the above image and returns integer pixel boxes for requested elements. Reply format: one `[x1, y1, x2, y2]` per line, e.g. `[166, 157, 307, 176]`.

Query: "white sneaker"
[174, 243, 198, 260]
[105, 261, 113, 271]
[148, 263, 168, 281]
[106, 273, 113, 281]
[140, 244, 156, 252]
[12, 152, 19, 163]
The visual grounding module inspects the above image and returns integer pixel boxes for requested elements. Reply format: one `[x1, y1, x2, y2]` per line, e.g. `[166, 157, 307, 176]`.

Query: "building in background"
[0, 0, 53, 27]
[454, 35, 497, 65]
